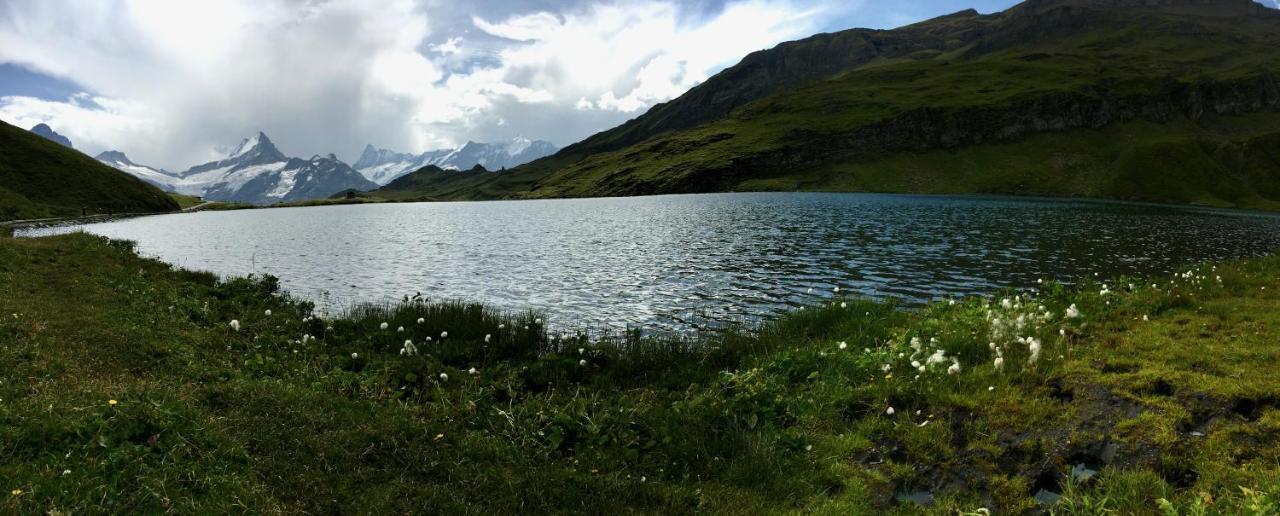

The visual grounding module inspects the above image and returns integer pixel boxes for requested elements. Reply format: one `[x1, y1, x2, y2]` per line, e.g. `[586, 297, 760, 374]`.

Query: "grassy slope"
[3, 233, 1279, 513]
[0, 120, 179, 222]
[365, 1, 1280, 210]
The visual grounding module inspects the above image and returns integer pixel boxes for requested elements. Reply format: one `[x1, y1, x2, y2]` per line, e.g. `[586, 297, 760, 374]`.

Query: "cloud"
[0, 0, 836, 170]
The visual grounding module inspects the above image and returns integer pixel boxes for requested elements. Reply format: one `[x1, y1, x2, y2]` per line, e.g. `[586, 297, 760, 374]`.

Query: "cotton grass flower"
[264, 309, 272, 317]
[947, 359, 961, 375]
[439, 373, 448, 381]
[417, 317, 425, 324]
[840, 302, 847, 308]
[993, 356, 1005, 370]
[397, 326, 405, 333]
[1065, 304, 1080, 319]
[485, 334, 492, 343]
[400, 340, 419, 357]
[380, 322, 389, 330]
[351, 352, 358, 359]
[230, 320, 240, 332]
[838, 341, 848, 350]
[886, 407, 895, 415]
[579, 359, 587, 366]
[1026, 338, 1042, 365]
[440, 331, 448, 338]
[468, 367, 478, 375]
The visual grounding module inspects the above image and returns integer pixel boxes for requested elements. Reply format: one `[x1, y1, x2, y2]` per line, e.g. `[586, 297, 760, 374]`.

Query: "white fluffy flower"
[485, 334, 492, 343]
[439, 373, 448, 381]
[838, 341, 848, 350]
[1065, 304, 1080, 319]
[886, 407, 895, 415]
[351, 352, 358, 359]
[380, 322, 389, 330]
[264, 309, 272, 317]
[229, 320, 240, 332]
[440, 331, 448, 339]
[417, 317, 425, 324]
[468, 367, 478, 375]
[993, 356, 1005, 370]
[947, 359, 961, 375]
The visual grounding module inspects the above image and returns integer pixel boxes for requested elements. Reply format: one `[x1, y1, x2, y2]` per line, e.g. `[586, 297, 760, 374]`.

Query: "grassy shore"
[1, 233, 1278, 513]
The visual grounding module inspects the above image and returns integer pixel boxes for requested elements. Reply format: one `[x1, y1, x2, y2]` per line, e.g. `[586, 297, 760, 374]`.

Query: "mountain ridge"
[353, 137, 558, 185]
[362, 0, 1280, 210]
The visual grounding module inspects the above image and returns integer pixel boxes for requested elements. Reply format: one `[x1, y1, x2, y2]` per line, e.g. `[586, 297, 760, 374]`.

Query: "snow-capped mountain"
[354, 137, 558, 185]
[95, 151, 179, 192]
[177, 132, 377, 204]
[30, 123, 73, 148]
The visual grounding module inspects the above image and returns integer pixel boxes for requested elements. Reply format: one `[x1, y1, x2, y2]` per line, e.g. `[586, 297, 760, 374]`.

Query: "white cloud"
[0, 0, 834, 169]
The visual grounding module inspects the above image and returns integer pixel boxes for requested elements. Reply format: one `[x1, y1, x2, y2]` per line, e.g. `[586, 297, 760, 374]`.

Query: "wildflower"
[534, 318, 542, 324]
[1143, 315, 1149, 321]
[833, 286, 840, 293]
[988, 342, 996, 351]
[579, 359, 587, 366]
[911, 360, 921, 368]
[947, 358, 961, 375]
[886, 407, 895, 416]
[440, 331, 448, 338]
[351, 352, 358, 359]
[1001, 298, 1013, 310]
[988, 386, 995, 391]
[994, 356, 1004, 370]
[1027, 338, 1042, 365]
[1059, 328, 1066, 337]
[925, 349, 948, 367]
[578, 348, 585, 355]
[230, 320, 240, 332]
[805, 444, 813, 451]
[10, 489, 19, 496]
[1065, 304, 1080, 319]
[840, 302, 847, 308]
[401, 340, 418, 357]
[264, 309, 272, 317]
[485, 334, 492, 343]
[468, 367, 478, 375]
[498, 324, 506, 329]
[380, 322, 389, 330]
[417, 317, 425, 324]
[881, 363, 892, 372]
[108, 399, 118, 406]
[397, 326, 405, 333]
[439, 373, 448, 381]
[838, 341, 848, 350]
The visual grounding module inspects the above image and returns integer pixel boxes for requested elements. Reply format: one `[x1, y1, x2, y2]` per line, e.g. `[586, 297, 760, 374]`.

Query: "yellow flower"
[108, 399, 118, 406]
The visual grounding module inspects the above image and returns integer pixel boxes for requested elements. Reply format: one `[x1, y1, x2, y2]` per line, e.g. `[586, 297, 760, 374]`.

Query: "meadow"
[1, 232, 1278, 513]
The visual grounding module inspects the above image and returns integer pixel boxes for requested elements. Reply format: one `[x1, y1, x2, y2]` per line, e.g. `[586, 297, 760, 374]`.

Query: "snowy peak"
[354, 137, 559, 185]
[94, 150, 135, 166]
[95, 150, 178, 192]
[30, 123, 73, 148]
[224, 131, 286, 163]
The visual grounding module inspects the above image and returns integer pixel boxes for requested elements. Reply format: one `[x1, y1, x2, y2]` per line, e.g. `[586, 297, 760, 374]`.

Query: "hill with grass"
[369, 0, 1280, 210]
[0, 120, 179, 222]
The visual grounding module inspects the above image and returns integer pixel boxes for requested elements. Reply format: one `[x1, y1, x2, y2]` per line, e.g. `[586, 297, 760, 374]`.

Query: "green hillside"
[369, 0, 1280, 209]
[0, 120, 178, 222]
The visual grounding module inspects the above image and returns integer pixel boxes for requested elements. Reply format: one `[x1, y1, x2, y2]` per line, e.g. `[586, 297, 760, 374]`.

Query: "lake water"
[18, 193, 1280, 332]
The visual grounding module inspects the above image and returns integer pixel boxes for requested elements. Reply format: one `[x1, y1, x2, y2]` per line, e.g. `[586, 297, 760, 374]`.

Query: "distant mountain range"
[84, 130, 555, 203]
[92, 132, 375, 204]
[353, 137, 557, 185]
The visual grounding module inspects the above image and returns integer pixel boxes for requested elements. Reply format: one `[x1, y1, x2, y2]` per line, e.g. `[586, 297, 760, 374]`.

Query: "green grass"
[0, 120, 178, 222]
[365, 2, 1280, 211]
[2, 232, 1279, 513]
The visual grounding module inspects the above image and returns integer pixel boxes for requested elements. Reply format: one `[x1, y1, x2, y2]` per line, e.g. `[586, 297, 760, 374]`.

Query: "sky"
[0, 0, 1059, 170]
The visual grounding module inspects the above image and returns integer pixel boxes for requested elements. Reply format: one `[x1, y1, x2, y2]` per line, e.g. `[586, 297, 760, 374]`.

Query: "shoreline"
[2, 232, 1278, 512]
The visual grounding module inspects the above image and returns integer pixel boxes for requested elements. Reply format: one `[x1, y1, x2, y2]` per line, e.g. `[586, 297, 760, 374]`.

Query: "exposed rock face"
[658, 75, 1280, 195]
[354, 138, 558, 185]
[29, 123, 73, 148]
